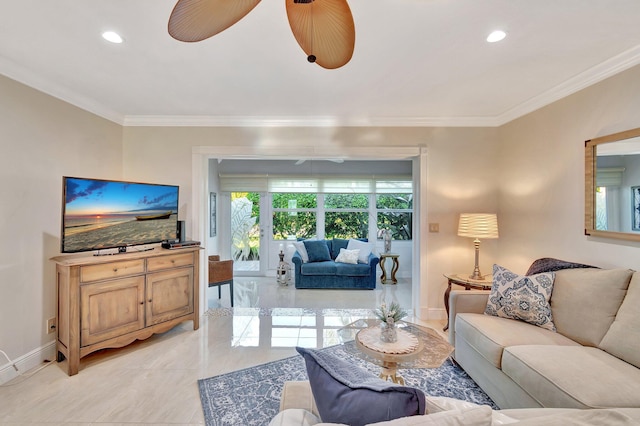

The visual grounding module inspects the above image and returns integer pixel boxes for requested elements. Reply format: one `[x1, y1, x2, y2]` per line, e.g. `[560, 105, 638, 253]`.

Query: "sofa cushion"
[335, 248, 360, 264]
[551, 268, 632, 347]
[347, 239, 373, 264]
[296, 347, 425, 426]
[485, 264, 556, 331]
[599, 272, 640, 368]
[455, 313, 579, 368]
[331, 238, 349, 259]
[366, 405, 493, 426]
[335, 262, 371, 277]
[502, 345, 640, 409]
[513, 409, 640, 426]
[301, 261, 337, 276]
[304, 240, 332, 263]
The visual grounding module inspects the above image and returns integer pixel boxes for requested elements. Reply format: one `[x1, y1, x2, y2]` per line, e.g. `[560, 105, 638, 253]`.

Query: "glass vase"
[380, 321, 398, 343]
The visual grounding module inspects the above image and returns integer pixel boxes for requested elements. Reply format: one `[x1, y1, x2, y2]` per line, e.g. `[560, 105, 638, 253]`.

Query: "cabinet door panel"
[146, 268, 194, 325]
[80, 276, 145, 346]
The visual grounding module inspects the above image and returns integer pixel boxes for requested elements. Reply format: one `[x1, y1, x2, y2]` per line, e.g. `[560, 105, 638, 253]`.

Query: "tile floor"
[0, 277, 445, 425]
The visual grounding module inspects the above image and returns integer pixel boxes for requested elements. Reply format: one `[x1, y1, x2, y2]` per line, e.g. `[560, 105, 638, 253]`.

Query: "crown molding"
[494, 45, 640, 126]
[0, 56, 124, 125]
[122, 115, 501, 127]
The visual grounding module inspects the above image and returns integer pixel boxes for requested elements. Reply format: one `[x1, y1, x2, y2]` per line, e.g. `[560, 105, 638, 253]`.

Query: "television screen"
[61, 176, 179, 253]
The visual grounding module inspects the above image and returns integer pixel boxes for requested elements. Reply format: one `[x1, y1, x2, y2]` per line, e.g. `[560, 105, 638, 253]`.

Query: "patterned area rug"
[198, 343, 496, 426]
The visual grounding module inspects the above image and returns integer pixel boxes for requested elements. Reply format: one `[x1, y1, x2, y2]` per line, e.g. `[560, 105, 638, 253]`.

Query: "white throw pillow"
[346, 239, 372, 264]
[335, 248, 360, 264]
[293, 241, 310, 263]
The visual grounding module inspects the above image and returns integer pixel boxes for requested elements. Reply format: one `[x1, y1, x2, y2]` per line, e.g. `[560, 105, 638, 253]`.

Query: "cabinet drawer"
[80, 259, 145, 283]
[147, 252, 194, 272]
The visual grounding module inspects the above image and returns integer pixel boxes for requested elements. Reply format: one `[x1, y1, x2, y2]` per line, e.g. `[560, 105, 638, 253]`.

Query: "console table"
[443, 273, 492, 331]
[379, 253, 399, 284]
[51, 246, 201, 375]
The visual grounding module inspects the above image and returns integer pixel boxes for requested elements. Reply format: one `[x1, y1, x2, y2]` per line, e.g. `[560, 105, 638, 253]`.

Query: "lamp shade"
[458, 213, 499, 239]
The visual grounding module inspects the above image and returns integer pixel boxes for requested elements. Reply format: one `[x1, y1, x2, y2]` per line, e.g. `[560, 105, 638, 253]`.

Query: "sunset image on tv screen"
[62, 177, 179, 252]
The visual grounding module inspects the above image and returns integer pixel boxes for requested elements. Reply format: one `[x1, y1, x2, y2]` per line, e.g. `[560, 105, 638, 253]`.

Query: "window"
[272, 193, 317, 240]
[324, 194, 369, 239]
[376, 193, 413, 240]
[595, 187, 607, 230]
[233, 176, 413, 241]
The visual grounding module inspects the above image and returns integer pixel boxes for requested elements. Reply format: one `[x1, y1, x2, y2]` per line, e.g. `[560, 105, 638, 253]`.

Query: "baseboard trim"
[427, 307, 447, 321]
[0, 341, 56, 385]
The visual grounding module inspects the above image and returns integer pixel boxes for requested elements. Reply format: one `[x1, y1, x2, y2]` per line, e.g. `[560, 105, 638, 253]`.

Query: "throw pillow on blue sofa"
[304, 240, 332, 262]
[347, 239, 373, 264]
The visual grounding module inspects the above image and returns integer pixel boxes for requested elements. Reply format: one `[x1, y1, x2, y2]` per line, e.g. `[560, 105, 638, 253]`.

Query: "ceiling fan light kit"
[168, 0, 355, 69]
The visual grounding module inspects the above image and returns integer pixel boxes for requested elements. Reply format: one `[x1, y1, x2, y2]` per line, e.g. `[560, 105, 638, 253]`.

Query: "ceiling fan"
[168, 0, 356, 69]
[294, 158, 344, 165]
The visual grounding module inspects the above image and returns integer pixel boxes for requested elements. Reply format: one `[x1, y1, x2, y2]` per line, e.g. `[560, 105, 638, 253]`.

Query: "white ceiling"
[2, 0, 640, 127]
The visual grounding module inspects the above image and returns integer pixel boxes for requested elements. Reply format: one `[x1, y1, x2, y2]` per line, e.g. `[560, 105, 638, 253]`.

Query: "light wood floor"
[0, 277, 445, 425]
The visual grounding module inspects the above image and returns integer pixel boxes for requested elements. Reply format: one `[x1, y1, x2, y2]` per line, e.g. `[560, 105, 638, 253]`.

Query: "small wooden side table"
[443, 273, 492, 331]
[379, 253, 400, 284]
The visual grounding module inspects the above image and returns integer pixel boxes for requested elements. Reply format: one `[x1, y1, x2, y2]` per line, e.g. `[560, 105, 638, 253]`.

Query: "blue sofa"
[291, 239, 379, 289]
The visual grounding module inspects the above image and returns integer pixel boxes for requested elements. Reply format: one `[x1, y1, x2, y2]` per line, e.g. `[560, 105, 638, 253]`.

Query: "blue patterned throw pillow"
[485, 264, 556, 331]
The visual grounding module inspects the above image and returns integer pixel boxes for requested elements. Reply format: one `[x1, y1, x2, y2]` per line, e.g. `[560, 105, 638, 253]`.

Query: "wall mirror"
[585, 127, 640, 242]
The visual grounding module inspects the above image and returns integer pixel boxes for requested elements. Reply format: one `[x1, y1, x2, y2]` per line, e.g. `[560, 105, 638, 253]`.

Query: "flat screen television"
[61, 176, 179, 254]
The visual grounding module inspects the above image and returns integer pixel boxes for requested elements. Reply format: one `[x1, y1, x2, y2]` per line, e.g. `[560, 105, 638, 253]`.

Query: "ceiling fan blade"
[168, 0, 261, 42]
[285, 0, 355, 69]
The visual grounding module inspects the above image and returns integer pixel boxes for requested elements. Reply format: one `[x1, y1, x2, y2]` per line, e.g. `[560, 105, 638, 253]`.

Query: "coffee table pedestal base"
[380, 365, 404, 385]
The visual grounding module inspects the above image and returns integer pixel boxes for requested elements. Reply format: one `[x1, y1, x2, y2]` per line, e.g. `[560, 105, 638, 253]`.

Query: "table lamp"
[458, 213, 499, 280]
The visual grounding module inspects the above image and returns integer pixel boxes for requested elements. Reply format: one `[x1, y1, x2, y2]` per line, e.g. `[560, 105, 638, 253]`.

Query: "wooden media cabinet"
[51, 246, 201, 375]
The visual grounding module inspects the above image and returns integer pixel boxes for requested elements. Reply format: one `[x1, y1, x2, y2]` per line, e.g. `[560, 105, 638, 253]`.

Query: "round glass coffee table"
[338, 318, 454, 385]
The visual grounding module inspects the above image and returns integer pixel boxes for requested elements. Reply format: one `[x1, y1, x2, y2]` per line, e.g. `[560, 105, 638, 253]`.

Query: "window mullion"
[317, 194, 325, 239]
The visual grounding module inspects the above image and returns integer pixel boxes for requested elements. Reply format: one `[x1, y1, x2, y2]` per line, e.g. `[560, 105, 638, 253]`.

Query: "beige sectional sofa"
[449, 267, 640, 410]
[271, 381, 640, 425]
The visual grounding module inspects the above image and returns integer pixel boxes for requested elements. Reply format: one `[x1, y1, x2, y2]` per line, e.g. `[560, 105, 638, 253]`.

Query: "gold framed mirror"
[585, 127, 640, 242]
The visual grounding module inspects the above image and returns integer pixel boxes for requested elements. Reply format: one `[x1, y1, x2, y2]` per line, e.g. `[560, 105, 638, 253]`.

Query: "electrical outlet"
[428, 223, 440, 233]
[46, 317, 57, 334]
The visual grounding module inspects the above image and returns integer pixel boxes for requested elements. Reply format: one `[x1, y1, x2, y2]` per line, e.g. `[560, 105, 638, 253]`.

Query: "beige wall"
[122, 126, 501, 319]
[0, 74, 123, 374]
[497, 64, 640, 273]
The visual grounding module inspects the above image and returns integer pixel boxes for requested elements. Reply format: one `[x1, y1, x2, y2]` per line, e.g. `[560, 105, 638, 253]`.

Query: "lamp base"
[468, 271, 484, 280]
[469, 238, 483, 280]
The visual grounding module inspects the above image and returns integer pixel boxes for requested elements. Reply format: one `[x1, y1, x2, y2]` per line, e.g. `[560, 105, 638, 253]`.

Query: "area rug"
[198, 343, 497, 426]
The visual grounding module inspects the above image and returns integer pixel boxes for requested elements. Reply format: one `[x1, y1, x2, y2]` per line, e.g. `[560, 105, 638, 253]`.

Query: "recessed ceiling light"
[486, 30, 506, 43]
[102, 31, 123, 44]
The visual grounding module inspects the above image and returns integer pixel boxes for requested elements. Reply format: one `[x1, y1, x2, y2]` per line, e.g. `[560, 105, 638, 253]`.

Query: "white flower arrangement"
[374, 301, 408, 324]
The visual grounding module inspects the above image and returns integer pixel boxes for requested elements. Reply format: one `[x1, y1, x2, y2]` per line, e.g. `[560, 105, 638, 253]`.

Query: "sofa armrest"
[448, 290, 490, 347]
[280, 381, 319, 417]
[291, 252, 303, 287]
